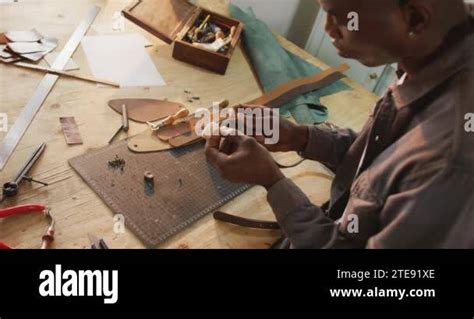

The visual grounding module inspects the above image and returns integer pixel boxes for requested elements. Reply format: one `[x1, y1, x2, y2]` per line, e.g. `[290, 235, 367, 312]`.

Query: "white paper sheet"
[81, 34, 165, 87]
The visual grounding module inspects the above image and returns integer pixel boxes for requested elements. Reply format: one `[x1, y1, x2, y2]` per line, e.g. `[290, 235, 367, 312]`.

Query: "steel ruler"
[0, 6, 101, 170]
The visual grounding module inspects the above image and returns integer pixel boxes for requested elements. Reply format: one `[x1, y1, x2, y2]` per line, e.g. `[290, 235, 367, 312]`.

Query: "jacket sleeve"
[300, 126, 359, 172]
[267, 178, 366, 249]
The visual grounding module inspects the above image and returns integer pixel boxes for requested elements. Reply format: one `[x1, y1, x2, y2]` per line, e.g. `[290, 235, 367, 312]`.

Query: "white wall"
[231, 0, 319, 47]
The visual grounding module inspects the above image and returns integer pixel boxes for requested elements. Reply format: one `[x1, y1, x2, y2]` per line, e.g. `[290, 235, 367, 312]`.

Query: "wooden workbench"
[0, 0, 378, 249]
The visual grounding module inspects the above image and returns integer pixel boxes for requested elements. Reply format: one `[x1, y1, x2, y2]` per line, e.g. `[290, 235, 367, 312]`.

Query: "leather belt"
[213, 211, 280, 230]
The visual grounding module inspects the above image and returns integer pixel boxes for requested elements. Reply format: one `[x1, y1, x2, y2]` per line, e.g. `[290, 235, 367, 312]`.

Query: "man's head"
[319, 0, 467, 67]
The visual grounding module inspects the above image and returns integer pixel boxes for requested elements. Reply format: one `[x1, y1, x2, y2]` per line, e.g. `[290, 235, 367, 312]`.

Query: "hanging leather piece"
[108, 99, 184, 123]
[128, 64, 349, 153]
[248, 63, 349, 107]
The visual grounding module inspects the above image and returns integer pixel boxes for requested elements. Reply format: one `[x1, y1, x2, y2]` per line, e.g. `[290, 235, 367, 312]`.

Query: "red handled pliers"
[0, 204, 54, 249]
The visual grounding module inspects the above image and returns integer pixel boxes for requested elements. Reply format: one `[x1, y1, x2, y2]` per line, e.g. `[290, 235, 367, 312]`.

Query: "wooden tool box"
[123, 0, 244, 75]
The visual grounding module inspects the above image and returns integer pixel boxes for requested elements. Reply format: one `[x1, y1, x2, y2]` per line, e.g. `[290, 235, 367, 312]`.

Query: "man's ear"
[400, 0, 434, 36]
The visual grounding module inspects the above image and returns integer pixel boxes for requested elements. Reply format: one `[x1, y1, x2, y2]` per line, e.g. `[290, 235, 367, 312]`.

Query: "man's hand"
[205, 132, 285, 190]
[234, 105, 309, 153]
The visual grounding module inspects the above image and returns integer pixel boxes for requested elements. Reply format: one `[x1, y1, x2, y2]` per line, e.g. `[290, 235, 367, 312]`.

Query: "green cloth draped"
[230, 4, 351, 124]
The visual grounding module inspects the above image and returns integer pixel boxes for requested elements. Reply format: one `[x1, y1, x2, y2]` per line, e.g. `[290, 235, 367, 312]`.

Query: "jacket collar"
[392, 17, 474, 109]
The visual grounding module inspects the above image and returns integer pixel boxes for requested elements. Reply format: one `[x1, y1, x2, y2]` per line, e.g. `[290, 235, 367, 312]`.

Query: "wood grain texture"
[0, 0, 378, 249]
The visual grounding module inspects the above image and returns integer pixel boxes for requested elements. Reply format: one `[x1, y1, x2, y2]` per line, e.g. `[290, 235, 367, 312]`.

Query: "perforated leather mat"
[69, 141, 251, 247]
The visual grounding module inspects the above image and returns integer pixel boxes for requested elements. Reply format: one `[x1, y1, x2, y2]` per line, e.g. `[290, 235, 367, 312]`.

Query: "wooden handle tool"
[147, 108, 190, 131]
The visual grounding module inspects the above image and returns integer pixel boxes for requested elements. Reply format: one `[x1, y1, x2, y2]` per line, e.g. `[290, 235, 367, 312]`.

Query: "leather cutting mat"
[69, 141, 251, 247]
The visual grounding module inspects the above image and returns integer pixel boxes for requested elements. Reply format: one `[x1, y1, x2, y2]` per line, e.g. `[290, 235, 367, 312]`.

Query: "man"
[205, 0, 474, 248]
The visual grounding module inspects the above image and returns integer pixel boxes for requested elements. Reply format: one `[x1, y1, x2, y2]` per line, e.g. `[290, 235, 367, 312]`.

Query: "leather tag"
[60, 117, 83, 145]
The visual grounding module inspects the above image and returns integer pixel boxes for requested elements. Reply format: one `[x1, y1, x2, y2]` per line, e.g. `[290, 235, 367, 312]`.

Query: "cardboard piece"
[0, 33, 9, 44]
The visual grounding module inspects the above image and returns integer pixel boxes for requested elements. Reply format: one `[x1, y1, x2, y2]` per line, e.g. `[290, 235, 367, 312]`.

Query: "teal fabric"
[230, 4, 351, 124]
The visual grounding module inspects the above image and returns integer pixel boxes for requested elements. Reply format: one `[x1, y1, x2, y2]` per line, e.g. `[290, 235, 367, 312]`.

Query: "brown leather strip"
[59, 117, 83, 145]
[213, 211, 280, 230]
[248, 64, 349, 108]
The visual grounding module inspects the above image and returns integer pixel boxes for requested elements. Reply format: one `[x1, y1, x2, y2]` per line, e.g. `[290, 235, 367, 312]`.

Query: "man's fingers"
[205, 133, 247, 165]
[205, 138, 227, 167]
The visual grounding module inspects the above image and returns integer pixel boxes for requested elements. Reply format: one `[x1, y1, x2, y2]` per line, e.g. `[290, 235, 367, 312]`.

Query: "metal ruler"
[0, 6, 101, 170]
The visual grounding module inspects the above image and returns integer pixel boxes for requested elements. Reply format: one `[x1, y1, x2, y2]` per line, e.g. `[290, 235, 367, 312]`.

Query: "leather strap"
[213, 211, 280, 230]
[166, 64, 349, 148]
[249, 64, 349, 108]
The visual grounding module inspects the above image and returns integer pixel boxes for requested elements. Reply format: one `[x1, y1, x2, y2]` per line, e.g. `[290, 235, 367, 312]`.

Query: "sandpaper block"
[109, 99, 184, 123]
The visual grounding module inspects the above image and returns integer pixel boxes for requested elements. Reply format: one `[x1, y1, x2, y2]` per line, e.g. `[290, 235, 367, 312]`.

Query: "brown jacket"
[267, 17, 474, 249]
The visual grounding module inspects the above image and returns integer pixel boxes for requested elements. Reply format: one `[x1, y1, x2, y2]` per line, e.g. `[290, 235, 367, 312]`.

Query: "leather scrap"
[128, 64, 349, 153]
[60, 117, 83, 145]
[109, 99, 184, 123]
[0, 33, 9, 44]
[5, 29, 43, 42]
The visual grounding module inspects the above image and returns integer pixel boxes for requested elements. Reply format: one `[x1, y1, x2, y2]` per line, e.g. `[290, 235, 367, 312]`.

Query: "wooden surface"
[0, 0, 378, 249]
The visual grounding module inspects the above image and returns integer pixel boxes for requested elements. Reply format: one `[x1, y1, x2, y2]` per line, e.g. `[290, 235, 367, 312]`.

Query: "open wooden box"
[123, 0, 244, 75]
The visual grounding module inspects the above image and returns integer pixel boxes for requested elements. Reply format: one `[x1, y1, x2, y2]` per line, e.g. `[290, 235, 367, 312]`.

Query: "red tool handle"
[0, 204, 46, 218]
[0, 242, 12, 249]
